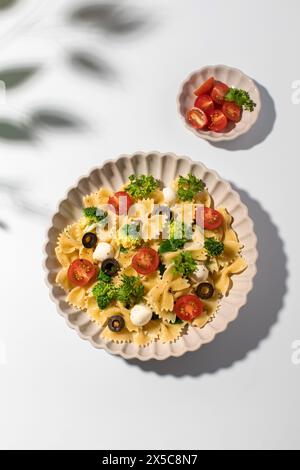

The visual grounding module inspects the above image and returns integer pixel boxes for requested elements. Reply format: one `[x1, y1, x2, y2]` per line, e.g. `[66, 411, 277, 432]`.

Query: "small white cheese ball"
[93, 242, 114, 263]
[190, 262, 209, 283]
[163, 187, 177, 205]
[130, 304, 152, 327]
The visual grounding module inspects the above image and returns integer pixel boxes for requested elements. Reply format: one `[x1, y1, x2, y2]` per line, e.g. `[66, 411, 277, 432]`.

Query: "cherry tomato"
[132, 248, 160, 275]
[196, 207, 224, 230]
[67, 259, 97, 287]
[186, 108, 208, 130]
[194, 94, 215, 113]
[211, 82, 229, 105]
[207, 109, 228, 132]
[175, 295, 203, 322]
[194, 77, 215, 96]
[222, 101, 241, 122]
[108, 191, 134, 215]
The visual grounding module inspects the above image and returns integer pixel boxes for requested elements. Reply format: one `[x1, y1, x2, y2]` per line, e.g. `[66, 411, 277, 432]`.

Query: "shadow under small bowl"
[177, 64, 261, 142]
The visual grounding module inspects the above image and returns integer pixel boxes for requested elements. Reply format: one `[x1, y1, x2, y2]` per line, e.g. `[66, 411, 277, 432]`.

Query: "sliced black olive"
[82, 232, 97, 249]
[101, 258, 120, 277]
[151, 313, 160, 321]
[108, 315, 125, 333]
[196, 282, 214, 300]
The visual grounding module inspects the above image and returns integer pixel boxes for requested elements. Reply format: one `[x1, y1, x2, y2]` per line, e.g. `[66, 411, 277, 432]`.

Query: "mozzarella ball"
[190, 263, 209, 283]
[163, 187, 176, 205]
[130, 304, 152, 327]
[93, 242, 114, 263]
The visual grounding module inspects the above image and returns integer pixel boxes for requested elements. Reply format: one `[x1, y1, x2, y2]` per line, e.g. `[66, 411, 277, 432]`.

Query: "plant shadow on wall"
[0, 1, 153, 142]
[209, 82, 276, 151]
[126, 187, 288, 377]
[0, 1, 153, 227]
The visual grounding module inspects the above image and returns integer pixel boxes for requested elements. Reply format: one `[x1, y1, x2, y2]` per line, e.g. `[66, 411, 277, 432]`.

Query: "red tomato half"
[211, 81, 229, 105]
[108, 191, 134, 215]
[194, 94, 214, 113]
[196, 207, 224, 230]
[222, 101, 242, 122]
[194, 77, 215, 96]
[186, 108, 208, 130]
[132, 248, 160, 275]
[67, 259, 97, 287]
[207, 109, 228, 132]
[175, 295, 203, 322]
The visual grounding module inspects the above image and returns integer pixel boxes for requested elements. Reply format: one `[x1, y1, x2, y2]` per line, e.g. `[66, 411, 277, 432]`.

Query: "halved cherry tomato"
[207, 109, 228, 132]
[222, 101, 241, 123]
[108, 191, 134, 215]
[175, 295, 203, 322]
[194, 77, 215, 96]
[186, 108, 208, 130]
[132, 247, 160, 275]
[196, 207, 224, 230]
[194, 94, 214, 113]
[211, 82, 229, 105]
[67, 259, 97, 287]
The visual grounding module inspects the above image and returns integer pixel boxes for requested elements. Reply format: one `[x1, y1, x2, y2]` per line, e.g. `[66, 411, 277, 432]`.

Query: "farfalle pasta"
[55, 173, 247, 346]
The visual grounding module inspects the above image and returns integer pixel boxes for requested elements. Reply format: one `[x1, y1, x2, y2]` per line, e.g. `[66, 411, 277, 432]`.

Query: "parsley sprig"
[225, 88, 256, 112]
[125, 175, 159, 199]
[204, 238, 224, 257]
[117, 275, 145, 308]
[177, 174, 206, 202]
[83, 207, 108, 224]
[92, 274, 145, 310]
[173, 251, 197, 278]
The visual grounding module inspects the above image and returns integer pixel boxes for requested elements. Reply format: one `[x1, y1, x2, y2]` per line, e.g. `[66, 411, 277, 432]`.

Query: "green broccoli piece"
[92, 281, 117, 310]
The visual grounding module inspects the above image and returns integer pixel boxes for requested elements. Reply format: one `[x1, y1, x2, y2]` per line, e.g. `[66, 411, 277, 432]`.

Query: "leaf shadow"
[0, 0, 18, 11]
[69, 2, 153, 37]
[0, 65, 41, 90]
[0, 119, 34, 141]
[69, 51, 116, 81]
[31, 108, 85, 132]
[124, 186, 288, 377]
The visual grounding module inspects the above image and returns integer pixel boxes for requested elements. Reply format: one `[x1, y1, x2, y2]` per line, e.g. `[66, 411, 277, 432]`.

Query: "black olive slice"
[82, 232, 97, 249]
[196, 282, 214, 300]
[108, 315, 125, 333]
[101, 258, 120, 277]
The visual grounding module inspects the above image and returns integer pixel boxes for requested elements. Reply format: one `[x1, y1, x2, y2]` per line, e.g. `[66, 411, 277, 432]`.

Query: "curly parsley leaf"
[117, 275, 145, 308]
[177, 174, 206, 202]
[225, 88, 256, 112]
[204, 237, 224, 257]
[159, 221, 192, 254]
[173, 251, 197, 278]
[98, 271, 111, 283]
[125, 174, 159, 199]
[83, 206, 108, 224]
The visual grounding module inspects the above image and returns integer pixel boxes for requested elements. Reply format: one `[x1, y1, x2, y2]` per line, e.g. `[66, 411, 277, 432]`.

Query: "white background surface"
[0, 0, 299, 450]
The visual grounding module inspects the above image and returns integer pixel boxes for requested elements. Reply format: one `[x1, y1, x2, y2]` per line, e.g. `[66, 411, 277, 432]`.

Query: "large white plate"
[44, 152, 258, 361]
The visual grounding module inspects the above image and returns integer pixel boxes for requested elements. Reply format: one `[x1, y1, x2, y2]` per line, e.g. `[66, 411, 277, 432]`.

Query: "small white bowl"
[177, 65, 261, 142]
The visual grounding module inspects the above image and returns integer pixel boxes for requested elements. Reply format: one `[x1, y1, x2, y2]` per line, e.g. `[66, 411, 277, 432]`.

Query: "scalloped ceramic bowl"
[178, 65, 261, 142]
[44, 152, 258, 361]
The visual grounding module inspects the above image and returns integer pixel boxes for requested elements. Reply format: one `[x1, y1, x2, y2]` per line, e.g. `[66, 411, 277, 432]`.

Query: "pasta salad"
[55, 173, 247, 346]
